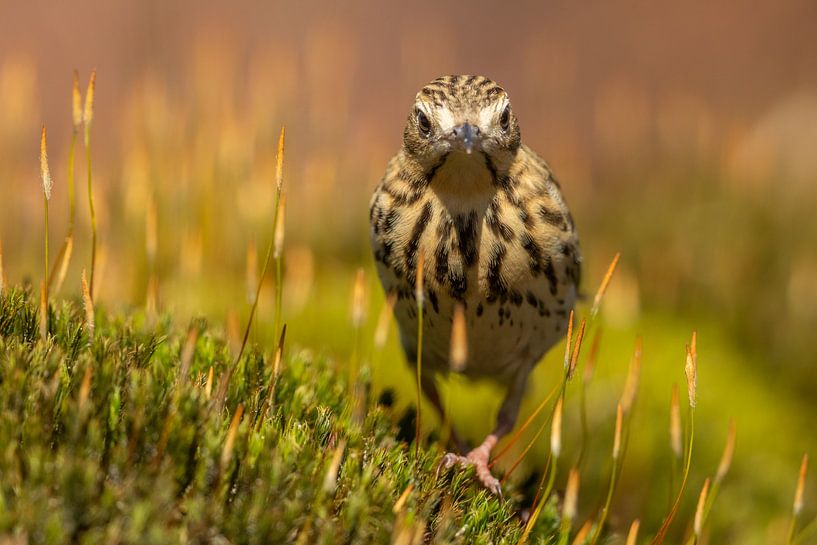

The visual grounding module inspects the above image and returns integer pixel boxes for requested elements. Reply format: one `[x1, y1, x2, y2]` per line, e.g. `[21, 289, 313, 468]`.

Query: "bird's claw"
[437, 450, 503, 498]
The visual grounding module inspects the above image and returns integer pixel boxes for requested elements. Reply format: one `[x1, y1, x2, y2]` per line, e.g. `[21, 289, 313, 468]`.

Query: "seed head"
[620, 337, 642, 414]
[568, 318, 586, 380]
[72, 70, 82, 130]
[449, 303, 467, 372]
[81, 269, 95, 338]
[392, 484, 414, 514]
[323, 439, 347, 493]
[275, 126, 286, 192]
[716, 419, 736, 483]
[794, 453, 808, 516]
[415, 253, 425, 307]
[146, 195, 157, 264]
[221, 404, 244, 469]
[551, 396, 563, 459]
[351, 268, 366, 328]
[613, 402, 623, 460]
[204, 366, 214, 399]
[179, 326, 198, 381]
[563, 309, 574, 371]
[583, 328, 603, 384]
[670, 384, 682, 458]
[563, 468, 580, 521]
[374, 292, 396, 349]
[693, 478, 710, 538]
[78, 364, 93, 410]
[40, 126, 52, 200]
[625, 520, 640, 545]
[273, 193, 286, 259]
[83, 70, 96, 127]
[0, 238, 4, 295]
[272, 325, 287, 380]
[684, 344, 697, 409]
[591, 252, 620, 318]
[245, 241, 258, 304]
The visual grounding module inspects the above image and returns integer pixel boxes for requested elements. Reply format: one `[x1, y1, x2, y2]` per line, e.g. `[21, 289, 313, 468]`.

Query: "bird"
[369, 75, 581, 494]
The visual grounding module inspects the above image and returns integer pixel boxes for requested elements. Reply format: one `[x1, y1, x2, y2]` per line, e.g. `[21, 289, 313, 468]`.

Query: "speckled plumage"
[369, 75, 581, 493]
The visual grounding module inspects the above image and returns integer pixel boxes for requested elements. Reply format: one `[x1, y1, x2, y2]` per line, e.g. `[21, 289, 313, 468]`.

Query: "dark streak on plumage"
[404, 201, 433, 287]
[486, 195, 514, 242]
[454, 211, 478, 267]
[486, 242, 508, 301]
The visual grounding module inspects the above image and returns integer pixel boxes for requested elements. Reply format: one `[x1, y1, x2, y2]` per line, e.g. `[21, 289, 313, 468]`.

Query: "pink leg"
[439, 370, 530, 496]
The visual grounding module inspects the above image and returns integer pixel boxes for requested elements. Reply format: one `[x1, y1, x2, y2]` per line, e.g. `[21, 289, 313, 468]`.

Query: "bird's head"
[402, 75, 521, 172]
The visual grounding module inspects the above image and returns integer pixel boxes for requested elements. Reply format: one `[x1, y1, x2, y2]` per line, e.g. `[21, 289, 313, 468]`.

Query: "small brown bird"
[369, 75, 581, 494]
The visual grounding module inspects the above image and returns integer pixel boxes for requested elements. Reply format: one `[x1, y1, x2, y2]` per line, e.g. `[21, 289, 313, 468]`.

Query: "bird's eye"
[500, 106, 511, 131]
[416, 109, 432, 137]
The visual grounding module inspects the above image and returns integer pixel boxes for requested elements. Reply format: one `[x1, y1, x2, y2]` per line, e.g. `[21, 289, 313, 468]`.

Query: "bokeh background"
[1, 1, 816, 542]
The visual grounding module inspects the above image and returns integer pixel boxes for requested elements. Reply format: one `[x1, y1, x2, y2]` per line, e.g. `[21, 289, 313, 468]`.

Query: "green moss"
[0, 287, 559, 544]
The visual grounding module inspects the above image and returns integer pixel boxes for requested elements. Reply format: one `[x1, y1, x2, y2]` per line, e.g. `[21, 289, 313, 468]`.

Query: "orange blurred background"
[1, 2, 817, 540]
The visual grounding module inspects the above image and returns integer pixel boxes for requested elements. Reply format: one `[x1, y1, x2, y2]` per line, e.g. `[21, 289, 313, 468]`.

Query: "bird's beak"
[452, 122, 480, 154]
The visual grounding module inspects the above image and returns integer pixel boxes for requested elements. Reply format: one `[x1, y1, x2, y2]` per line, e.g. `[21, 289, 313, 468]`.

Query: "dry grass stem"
[39, 280, 47, 341]
[449, 303, 467, 372]
[40, 127, 52, 336]
[84, 70, 98, 296]
[414, 252, 425, 457]
[591, 252, 620, 318]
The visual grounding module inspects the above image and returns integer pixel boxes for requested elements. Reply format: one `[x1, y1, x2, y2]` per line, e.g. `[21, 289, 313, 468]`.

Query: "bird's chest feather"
[371, 153, 577, 382]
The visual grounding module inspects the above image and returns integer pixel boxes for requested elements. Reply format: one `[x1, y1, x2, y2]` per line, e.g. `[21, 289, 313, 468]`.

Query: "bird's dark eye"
[500, 106, 511, 131]
[417, 109, 432, 137]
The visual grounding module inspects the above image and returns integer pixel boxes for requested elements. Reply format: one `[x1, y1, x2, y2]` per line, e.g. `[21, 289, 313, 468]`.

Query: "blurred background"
[1, 1, 816, 542]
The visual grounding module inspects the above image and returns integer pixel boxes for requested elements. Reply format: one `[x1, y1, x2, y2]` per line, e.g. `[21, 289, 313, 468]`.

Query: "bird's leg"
[440, 370, 530, 496]
[420, 373, 467, 452]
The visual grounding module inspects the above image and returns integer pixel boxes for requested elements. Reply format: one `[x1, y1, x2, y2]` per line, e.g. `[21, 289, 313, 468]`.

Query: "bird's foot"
[439, 434, 502, 497]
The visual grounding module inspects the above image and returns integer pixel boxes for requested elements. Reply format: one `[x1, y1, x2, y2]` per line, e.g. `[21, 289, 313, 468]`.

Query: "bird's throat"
[429, 151, 495, 198]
